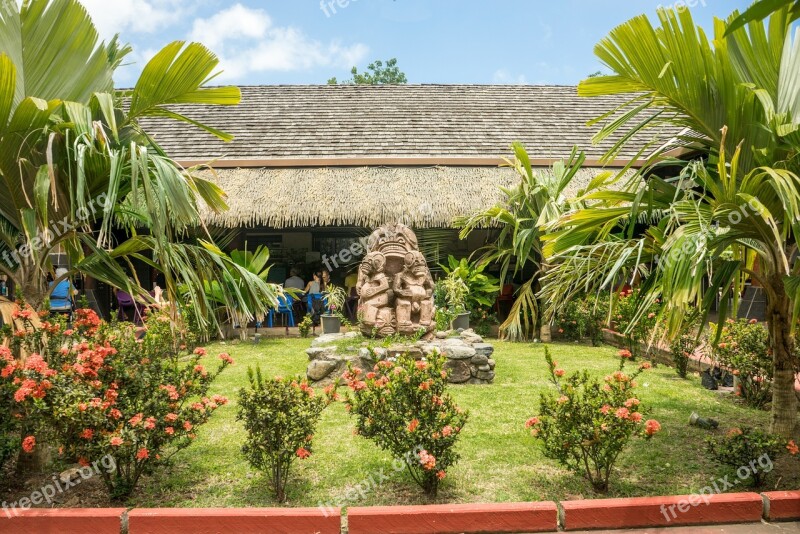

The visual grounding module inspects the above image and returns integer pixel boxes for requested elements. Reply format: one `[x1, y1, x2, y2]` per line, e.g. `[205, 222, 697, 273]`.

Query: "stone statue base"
[305, 329, 495, 386]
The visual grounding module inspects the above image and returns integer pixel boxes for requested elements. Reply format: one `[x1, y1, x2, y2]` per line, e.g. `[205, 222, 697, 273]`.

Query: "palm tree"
[540, 5, 800, 436]
[457, 144, 597, 341]
[0, 0, 278, 332]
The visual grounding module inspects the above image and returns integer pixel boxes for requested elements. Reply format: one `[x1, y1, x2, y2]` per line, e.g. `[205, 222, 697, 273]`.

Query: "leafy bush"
[0, 345, 21, 471]
[526, 346, 661, 492]
[709, 319, 772, 408]
[670, 329, 697, 379]
[706, 427, 785, 487]
[440, 256, 500, 312]
[344, 351, 468, 497]
[238, 369, 333, 502]
[298, 315, 313, 338]
[470, 305, 499, 337]
[611, 288, 660, 357]
[2, 307, 233, 499]
[555, 294, 609, 345]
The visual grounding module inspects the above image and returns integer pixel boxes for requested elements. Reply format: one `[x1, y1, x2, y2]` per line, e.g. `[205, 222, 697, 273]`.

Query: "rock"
[306, 346, 336, 360]
[460, 329, 483, 343]
[372, 347, 387, 359]
[470, 354, 489, 366]
[435, 331, 449, 339]
[312, 333, 347, 347]
[419, 343, 438, 356]
[444, 359, 471, 383]
[487, 358, 496, 369]
[441, 345, 476, 359]
[476, 370, 495, 381]
[467, 378, 486, 385]
[358, 347, 373, 360]
[477, 364, 491, 372]
[473, 343, 495, 357]
[59, 467, 82, 485]
[307, 360, 338, 381]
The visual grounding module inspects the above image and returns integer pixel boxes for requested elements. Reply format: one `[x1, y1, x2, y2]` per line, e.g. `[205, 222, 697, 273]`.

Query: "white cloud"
[78, 0, 189, 40]
[492, 69, 528, 85]
[187, 4, 369, 80]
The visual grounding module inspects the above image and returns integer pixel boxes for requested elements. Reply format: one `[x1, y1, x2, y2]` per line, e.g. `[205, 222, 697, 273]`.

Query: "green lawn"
[127, 338, 799, 508]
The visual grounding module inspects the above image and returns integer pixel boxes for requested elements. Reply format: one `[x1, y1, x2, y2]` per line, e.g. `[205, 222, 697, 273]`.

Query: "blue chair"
[268, 294, 295, 328]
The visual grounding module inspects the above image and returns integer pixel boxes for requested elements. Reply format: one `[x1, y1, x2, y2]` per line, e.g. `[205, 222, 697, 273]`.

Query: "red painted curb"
[561, 492, 763, 530]
[762, 491, 800, 521]
[0, 508, 125, 534]
[347, 502, 558, 534]
[127, 507, 341, 534]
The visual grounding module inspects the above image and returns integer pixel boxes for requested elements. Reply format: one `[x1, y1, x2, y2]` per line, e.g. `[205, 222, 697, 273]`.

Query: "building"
[141, 84, 677, 285]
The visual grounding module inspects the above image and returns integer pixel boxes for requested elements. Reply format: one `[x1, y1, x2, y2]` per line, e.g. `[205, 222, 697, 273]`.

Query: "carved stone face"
[404, 251, 427, 276]
[367, 223, 418, 257]
[361, 252, 386, 275]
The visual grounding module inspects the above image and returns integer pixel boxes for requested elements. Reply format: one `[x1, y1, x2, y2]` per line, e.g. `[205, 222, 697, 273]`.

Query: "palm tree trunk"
[766, 276, 798, 437]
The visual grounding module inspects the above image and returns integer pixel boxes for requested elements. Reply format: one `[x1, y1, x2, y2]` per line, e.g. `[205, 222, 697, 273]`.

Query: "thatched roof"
[199, 165, 619, 229]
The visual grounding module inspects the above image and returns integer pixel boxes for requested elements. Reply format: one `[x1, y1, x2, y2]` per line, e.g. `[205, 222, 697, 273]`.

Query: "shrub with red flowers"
[526, 346, 660, 493]
[343, 350, 469, 497]
[0, 345, 24, 470]
[2, 307, 233, 499]
[709, 319, 772, 408]
[237, 368, 333, 502]
[555, 294, 609, 345]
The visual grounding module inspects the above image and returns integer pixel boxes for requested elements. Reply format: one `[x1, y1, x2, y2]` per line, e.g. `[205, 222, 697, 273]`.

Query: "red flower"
[418, 450, 436, 470]
[644, 419, 661, 436]
[407, 419, 419, 432]
[525, 417, 540, 428]
[110, 437, 124, 447]
[788, 440, 799, 456]
[296, 447, 311, 459]
[21, 436, 35, 453]
[219, 353, 234, 365]
[630, 412, 643, 423]
[136, 448, 149, 460]
[600, 404, 611, 415]
[615, 407, 630, 420]
[194, 347, 207, 356]
[618, 349, 632, 359]
[80, 429, 94, 440]
[554, 369, 565, 377]
[183, 421, 193, 431]
[164, 426, 175, 435]
[436, 470, 446, 480]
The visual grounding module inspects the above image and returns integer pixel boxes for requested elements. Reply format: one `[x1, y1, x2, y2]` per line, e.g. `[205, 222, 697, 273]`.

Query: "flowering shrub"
[706, 427, 786, 487]
[2, 307, 233, 499]
[344, 351, 469, 497]
[298, 315, 313, 338]
[237, 368, 333, 502]
[0, 345, 21, 470]
[612, 288, 660, 358]
[526, 346, 660, 492]
[555, 294, 609, 345]
[709, 319, 772, 408]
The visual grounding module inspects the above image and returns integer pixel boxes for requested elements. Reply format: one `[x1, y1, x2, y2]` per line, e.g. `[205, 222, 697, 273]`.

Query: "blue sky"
[78, 0, 753, 87]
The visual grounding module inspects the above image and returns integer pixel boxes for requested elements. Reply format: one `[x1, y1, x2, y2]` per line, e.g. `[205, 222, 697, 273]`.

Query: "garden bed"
[4, 339, 796, 510]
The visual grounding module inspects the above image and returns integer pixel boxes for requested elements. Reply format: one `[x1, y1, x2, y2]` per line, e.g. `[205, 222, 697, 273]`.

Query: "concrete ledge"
[347, 502, 558, 534]
[127, 507, 341, 534]
[762, 491, 800, 521]
[561, 493, 763, 530]
[0, 508, 125, 534]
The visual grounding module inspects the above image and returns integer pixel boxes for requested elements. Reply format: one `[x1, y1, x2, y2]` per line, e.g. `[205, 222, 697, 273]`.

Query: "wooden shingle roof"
[140, 84, 674, 163]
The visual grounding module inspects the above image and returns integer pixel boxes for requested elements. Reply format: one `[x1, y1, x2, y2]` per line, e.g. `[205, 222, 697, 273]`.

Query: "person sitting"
[321, 269, 331, 291]
[284, 268, 305, 291]
[304, 272, 322, 295]
[49, 267, 75, 319]
[115, 287, 144, 325]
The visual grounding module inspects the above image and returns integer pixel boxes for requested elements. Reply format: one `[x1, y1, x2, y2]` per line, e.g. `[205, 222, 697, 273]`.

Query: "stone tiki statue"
[356, 223, 435, 338]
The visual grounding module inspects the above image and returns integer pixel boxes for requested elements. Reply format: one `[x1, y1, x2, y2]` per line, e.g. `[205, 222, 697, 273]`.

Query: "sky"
[77, 0, 754, 87]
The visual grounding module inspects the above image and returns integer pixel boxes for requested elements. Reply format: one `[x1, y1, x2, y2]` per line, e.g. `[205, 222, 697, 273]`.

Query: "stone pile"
[305, 329, 495, 386]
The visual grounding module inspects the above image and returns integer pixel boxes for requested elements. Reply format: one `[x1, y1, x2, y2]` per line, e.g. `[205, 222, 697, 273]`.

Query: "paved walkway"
[572, 521, 800, 533]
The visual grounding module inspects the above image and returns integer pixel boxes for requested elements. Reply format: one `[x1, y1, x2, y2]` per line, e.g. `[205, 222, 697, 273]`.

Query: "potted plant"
[321, 284, 346, 334]
[442, 275, 470, 330]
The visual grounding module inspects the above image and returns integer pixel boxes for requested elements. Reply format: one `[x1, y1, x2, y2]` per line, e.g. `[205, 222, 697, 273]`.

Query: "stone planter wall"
[305, 329, 496, 385]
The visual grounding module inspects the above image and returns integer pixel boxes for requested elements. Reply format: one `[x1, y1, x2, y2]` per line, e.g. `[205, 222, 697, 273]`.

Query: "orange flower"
[787, 440, 798, 456]
[525, 417, 540, 428]
[110, 437, 124, 447]
[296, 447, 311, 459]
[136, 448, 149, 460]
[21, 435, 35, 453]
[644, 419, 661, 436]
[407, 419, 419, 432]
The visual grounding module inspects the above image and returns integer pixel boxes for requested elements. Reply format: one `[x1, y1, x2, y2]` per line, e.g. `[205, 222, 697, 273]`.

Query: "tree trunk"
[766, 276, 798, 437]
